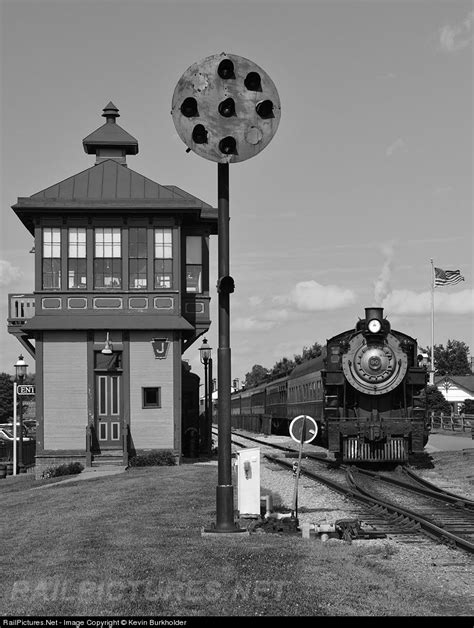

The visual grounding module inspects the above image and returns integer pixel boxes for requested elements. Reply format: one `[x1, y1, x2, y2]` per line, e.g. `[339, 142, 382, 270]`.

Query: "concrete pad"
[32, 465, 127, 489]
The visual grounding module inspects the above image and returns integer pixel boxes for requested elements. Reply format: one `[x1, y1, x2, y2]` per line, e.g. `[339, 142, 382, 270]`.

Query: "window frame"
[186, 235, 202, 294]
[42, 227, 61, 289]
[142, 387, 162, 409]
[154, 228, 173, 289]
[68, 227, 87, 289]
[128, 227, 148, 290]
[94, 227, 122, 289]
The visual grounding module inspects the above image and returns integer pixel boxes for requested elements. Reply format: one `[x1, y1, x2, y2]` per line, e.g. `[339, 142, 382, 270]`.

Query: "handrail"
[85, 424, 92, 467]
[122, 424, 129, 467]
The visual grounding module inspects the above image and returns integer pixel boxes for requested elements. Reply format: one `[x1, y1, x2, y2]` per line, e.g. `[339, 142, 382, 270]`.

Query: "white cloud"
[385, 138, 405, 158]
[286, 280, 356, 311]
[382, 289, 474, 315]
[233, 317, 277, 331]
[439, 11, 473, 52]
[248, 296, 263, 307]
[0, 260, 23, 287]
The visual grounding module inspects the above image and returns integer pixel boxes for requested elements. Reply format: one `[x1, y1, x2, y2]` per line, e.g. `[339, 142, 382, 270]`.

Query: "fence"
[430, 413, 474, 433]
[0, 440, 36, 466]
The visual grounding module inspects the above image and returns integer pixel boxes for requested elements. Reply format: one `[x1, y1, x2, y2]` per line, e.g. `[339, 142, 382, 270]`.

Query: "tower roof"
[82, 102, 139, 156]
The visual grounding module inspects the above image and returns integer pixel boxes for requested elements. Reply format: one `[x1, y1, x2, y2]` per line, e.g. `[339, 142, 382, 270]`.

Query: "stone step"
[92, 458, 124, 467]
[96, 449, 123, 457]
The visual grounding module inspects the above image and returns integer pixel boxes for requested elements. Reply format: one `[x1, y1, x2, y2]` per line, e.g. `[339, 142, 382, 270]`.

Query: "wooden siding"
[43, 332, 88, 450]
[129, 331, 175, 449]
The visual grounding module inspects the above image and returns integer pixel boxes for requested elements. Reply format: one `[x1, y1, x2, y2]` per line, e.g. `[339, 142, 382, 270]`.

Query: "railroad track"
[222, 428, 474, 553]
[349, 468, 474, 554]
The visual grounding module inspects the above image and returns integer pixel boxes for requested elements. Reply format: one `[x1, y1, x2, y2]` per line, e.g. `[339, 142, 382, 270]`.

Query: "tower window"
[94, 228, 122, 288]
[68, 228, 87, 289]
[129, 227, 147, 289]
[154, 228, 173, 288]
[142, 387, 161, 408]
[42, 227, 61, 289]
[186, 236, 202, 293]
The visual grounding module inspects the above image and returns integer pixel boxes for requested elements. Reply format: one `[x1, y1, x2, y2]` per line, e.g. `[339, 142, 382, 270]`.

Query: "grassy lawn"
[0, 464, 466, 617]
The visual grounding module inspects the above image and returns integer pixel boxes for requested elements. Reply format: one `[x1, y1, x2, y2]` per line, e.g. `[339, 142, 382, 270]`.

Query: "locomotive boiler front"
[341, 307, 408, 396]
[323, 306, 428, 463]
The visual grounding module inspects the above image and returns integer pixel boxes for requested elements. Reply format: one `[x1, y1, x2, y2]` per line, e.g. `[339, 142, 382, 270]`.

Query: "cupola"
[82, 102, 139, 166]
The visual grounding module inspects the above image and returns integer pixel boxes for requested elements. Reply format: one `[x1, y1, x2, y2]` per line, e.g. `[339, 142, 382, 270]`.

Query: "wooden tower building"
[7, 103, 217, 477]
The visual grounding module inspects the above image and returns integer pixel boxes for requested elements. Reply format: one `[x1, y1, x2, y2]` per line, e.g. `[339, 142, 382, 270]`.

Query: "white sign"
[17, 385, 35, 396]
[289, 415, 318, 444]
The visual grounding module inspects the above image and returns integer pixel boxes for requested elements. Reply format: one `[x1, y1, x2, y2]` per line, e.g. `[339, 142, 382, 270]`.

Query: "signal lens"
[256, 100, 274, 119]
[217, 59, 235, 79]
[219, 136, 237, 155]
[180, 97, 198, 118]
[218, 98, 236, 117]
[192, 124, 208, 144]
[244, 72, 261, 91]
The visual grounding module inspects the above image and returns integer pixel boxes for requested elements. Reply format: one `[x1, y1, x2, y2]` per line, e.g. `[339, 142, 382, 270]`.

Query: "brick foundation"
[35, 453, 87, 480]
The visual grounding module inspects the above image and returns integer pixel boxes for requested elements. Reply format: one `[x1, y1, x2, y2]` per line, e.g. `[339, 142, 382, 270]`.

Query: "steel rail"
[347, 468, 474, 554]
[223, 428, 474, 552]
[402, 467, 474, 507]
[222, 428, 329, 460]
[354, 467, 474, 510]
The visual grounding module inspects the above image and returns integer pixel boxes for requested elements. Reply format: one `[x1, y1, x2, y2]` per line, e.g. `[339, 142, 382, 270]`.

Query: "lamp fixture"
[101, 332, 113, 355]
[14, 354, 28, 381]
[199, 338, 212, 364]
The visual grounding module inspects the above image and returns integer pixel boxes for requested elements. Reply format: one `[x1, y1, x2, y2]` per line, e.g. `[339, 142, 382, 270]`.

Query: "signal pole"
[215, 162, 239, 530]
[171, 53, 281, 533]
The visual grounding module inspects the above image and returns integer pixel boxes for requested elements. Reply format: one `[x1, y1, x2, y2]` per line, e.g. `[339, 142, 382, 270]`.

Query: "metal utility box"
[235, 447, 261, 517]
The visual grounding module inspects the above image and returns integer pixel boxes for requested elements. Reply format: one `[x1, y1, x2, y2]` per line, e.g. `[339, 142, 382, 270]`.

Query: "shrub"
[128, 450, 176, 467]
[42, 461, 84, 479]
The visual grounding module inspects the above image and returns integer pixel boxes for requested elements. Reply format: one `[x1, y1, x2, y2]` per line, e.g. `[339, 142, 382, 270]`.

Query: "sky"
[0, 0, 472, 384]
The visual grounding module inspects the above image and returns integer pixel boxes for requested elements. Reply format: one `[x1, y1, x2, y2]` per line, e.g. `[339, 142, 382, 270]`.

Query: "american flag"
[434, 267, 465, 287]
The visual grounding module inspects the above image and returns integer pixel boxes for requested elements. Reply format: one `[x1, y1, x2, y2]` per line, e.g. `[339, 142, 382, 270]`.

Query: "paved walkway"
[425, 431, 474, 453]
[32, 465, 127, 489]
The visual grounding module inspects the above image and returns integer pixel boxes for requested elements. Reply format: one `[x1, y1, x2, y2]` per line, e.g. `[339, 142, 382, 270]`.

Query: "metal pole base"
[202, 485, 247, 534]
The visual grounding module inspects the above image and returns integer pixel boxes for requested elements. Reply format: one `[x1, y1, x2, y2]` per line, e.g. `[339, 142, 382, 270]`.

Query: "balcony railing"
[8, 294, 35, 325]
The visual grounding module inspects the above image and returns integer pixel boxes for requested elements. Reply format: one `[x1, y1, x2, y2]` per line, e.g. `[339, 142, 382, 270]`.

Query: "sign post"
[15, 384, 35, 474]
[289, 415, 318, 520]
[172, 53, 280, 533]
[13, 382, 17, 476]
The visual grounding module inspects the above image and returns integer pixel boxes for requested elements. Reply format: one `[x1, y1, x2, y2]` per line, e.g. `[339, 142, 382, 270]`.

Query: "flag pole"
[430, 259, 435, 386]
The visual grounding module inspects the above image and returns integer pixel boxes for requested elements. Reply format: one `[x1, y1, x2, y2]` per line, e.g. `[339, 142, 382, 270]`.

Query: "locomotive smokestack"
[365, 307, 384, 322]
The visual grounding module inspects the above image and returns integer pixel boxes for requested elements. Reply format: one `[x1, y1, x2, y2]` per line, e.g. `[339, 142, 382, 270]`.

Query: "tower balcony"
[8, 293, 35, 328]
[8, 291, 211, 331]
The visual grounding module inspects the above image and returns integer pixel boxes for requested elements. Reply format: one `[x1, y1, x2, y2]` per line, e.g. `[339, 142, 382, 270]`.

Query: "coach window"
[42, 227, 61, 289]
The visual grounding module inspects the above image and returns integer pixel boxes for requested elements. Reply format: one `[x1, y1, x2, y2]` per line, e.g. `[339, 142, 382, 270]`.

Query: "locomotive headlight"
[368, 319, 382, 333]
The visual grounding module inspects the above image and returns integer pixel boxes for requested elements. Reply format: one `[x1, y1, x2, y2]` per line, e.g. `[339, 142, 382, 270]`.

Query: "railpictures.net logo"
[9, 579, 287, 603]
[2, 622, 186, 628]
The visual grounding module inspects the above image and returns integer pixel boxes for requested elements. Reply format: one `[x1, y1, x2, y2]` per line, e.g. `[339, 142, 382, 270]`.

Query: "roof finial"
[102, 101, 120, 123]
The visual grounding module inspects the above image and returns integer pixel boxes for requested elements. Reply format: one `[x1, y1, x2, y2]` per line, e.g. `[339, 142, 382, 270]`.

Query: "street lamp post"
[14, 355, 28, 474]
[199, 338, 213, 456]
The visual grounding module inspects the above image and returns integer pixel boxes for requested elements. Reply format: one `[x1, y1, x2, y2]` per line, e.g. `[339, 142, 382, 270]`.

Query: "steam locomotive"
[230, 307, 429, 462]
